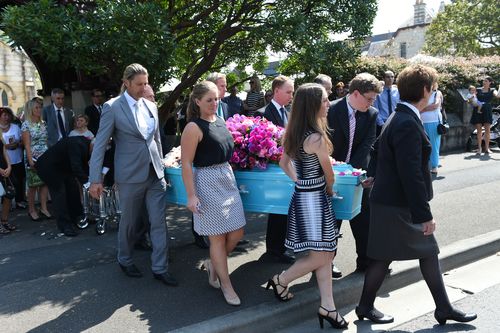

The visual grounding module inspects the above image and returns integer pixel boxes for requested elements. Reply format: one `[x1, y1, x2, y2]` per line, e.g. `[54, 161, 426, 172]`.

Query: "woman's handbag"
[3, 177, 16, 200]
[437, 120, 449, 135]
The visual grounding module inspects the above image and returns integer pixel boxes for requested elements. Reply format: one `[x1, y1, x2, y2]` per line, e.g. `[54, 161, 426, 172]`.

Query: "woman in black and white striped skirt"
[181, 81, 246, 306]
[266, 83, 347, 329]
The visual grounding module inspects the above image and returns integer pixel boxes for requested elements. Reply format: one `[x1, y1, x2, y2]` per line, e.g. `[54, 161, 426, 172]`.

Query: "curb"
[170, 230, 500, 333]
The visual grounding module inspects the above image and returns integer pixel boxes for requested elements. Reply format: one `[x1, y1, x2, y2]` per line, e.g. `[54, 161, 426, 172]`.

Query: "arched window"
[1, 90, 8, 106]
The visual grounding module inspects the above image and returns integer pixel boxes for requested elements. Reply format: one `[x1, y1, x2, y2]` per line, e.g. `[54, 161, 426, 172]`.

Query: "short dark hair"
[0, 107, 14, 122]
[397, 65, 438, 103]
[91, 89, 104, 97]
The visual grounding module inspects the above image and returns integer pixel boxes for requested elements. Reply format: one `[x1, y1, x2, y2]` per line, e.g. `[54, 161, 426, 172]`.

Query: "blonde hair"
[120, 63, 148, 94]
[283, 83, 332, 159]
[187, 81, 218, 121]
[24, 98, 43, 123]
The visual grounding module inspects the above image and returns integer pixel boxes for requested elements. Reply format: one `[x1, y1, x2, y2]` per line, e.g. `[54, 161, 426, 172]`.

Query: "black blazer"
[263, 102, 288, 127]
[36, 136, 91, 186]
[368, 103, 433, 224]
[327, 97, 377, 170]
[85, 104, 101, 135]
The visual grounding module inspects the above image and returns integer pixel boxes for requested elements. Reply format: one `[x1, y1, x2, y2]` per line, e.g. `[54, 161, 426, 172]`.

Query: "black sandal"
[266, 273, 293, 302]
[317, 306, 349, 329]
[0, 224, 10, 234]
[1, 220, 16, 231]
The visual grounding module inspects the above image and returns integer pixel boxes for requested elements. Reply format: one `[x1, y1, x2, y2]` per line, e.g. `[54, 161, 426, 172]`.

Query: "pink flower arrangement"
[226, 114, 285, 170]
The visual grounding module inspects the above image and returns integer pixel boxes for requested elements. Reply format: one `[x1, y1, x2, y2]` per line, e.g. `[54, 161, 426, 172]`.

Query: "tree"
[424, 0, 499, 57]
[1, 0, 377, 115]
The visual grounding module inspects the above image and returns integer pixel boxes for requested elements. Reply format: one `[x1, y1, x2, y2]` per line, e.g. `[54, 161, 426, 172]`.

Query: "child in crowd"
[466, 86, 483, 114]
[69, 114, 95, 140]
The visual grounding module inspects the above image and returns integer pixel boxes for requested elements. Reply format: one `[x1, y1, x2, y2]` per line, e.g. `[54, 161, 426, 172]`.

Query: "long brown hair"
[283, 83, 332, 159]
[187, 81, 218, 121]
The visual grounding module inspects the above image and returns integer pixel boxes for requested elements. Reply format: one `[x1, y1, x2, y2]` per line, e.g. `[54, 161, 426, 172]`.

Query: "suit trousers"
[266, 213, 288, 254]
[117, 166, 168, 273]
[46, 175, 83, 232]
[337, 188, 371, 268]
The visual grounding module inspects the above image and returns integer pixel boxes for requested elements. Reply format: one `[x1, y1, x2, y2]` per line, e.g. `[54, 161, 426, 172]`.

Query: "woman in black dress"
[356, 65, 477, 326]
[470, 76, 498, 154]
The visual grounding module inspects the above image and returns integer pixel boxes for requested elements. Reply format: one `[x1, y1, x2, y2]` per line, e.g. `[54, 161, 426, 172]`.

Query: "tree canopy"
[1, 0, 377, 113]
[424, 0, 499, 57]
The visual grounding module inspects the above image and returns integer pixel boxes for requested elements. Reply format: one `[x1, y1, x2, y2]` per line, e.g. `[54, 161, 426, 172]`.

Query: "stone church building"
[0, 39, 39, 114]
[363, 0, 446, 59]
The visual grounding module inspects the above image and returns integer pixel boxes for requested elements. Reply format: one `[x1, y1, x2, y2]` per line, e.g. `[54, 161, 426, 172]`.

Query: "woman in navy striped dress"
[266, 83, 347, 329]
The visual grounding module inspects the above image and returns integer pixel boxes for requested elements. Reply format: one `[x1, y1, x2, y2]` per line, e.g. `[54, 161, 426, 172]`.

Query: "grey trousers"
[117, 168, 168, 274]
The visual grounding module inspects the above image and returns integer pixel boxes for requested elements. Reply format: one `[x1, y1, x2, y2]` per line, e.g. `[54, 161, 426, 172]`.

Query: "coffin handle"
[239, 185, 249, 194]
[332, 193, 343, 200]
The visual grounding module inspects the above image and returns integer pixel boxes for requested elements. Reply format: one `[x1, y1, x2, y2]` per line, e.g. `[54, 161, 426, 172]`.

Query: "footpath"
[0, 150, 499, 332]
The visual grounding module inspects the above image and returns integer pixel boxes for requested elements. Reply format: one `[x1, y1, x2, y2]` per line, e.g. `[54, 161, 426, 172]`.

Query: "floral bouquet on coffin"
[226, 114, 285, 170]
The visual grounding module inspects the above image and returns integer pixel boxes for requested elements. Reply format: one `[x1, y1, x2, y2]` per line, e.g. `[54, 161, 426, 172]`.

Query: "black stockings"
[359, 255, 452, 312]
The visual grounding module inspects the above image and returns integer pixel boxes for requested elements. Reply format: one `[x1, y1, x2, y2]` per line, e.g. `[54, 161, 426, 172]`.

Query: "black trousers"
[47, 176, 83, 232]
[338, 188, 371, 268]
[266, 213, 288, 255]
[11, 162, 26, 203]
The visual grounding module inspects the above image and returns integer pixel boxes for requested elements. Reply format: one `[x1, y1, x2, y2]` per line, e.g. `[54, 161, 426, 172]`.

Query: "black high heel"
[434, 308, 477, 325]
[265, 274, 293, 302]
[317, 306, 348, 329]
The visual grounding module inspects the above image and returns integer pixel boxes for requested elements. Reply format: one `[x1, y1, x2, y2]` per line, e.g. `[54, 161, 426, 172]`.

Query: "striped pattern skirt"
[193, 162, 246, 236]
[285, 176, 338, 253]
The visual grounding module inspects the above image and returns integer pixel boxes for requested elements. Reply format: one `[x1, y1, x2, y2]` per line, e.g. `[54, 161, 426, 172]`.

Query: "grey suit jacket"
[42, 105, 74, 147]
[89, 94, 164, 184]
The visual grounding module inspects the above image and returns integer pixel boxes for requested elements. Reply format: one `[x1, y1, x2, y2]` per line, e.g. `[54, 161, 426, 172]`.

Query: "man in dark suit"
[263, 75, 295, 263]
[85, 88, 105, 136]
[327, 73, 382, 274]
[43, 88, 74, 147]
[36, 136, 91, 237]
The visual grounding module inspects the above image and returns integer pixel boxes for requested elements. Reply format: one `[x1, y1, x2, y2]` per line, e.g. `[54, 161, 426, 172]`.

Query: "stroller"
[465, 107, 500, 152]
[77, 183, 121, 235]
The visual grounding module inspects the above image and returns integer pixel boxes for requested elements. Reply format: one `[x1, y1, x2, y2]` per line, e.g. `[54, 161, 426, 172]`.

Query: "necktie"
[279, 107, 288, 126]
[345, 110, 356, 163]
[387, 88, 393, 115]
[57, 109, 67, 138]
[134, 102, 148, 138]
[98, 105, 102, 115]
[217, 102, 224, 118]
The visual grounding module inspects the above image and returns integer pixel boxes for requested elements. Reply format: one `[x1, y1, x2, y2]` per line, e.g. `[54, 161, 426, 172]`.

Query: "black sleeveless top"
[192, 117, 234, 167]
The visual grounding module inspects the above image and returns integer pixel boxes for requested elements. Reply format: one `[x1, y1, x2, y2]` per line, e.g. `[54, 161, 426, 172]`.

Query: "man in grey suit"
[89, 63, 177, 286]
[43, 88, 74, 147]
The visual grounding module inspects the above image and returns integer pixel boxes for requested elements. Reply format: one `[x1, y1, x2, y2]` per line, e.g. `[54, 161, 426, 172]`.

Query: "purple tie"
[345, 110, 356, 163]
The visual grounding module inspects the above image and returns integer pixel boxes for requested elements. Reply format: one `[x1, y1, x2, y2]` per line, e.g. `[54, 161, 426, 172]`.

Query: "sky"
[372, 0, 451, 35]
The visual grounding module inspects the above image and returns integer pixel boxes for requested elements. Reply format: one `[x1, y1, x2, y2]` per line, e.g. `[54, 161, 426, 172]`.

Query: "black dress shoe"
[332, 264, 343, 278]
[355, 306, 394, 324]
[434, 308, 477, 325]
[153, 272, 179, 286]
[119, 264, 143, 278]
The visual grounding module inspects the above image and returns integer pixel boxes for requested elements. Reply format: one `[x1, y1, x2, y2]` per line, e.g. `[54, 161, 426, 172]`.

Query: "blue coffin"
[164, 167, 187, 206]
[164, 164, 364, 220]
[233, 164, 293, 215]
